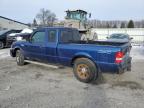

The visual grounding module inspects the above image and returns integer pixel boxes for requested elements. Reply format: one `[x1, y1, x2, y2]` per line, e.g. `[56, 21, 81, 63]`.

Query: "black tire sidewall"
[73, 58, 97, 83]
[16, 50, 24, 66]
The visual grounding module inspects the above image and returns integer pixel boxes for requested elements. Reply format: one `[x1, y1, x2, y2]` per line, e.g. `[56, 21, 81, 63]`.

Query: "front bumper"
[119, 57, 132, 72]
[10, 48, 15, 57]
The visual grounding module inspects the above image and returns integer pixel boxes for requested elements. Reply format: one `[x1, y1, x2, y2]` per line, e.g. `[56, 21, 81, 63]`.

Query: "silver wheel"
[16, 50, 25, 66]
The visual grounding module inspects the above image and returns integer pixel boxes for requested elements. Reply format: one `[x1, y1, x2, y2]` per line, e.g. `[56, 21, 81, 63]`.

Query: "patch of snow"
[16, 36, 23, 41]
[0, 49, 10, 59]
[0, 53, 10, 59]
[131, 45, 144, 60]
[21, 28, 33, 33]
[9, 33, 20, 36]
[8, 28, 33, 37]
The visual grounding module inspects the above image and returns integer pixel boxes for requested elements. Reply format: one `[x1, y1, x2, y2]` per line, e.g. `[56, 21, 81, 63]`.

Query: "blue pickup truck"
[10, 27, 131, 83]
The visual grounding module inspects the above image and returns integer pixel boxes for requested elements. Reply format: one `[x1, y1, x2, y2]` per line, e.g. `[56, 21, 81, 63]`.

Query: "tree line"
[88, 20, 144, 28]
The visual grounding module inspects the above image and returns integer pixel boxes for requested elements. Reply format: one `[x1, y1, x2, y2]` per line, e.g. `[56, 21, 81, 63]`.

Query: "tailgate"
[120, 42, 131, 67]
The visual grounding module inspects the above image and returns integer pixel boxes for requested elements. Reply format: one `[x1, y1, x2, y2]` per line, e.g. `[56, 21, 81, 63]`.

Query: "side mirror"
[26, 38, 30, 42]
[28, 35, 33, 42]
[26, 37, 32, 43]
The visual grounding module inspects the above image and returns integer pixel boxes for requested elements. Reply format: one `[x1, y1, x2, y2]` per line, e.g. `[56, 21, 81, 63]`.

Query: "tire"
[118, 68, 124, 74]
[127, 59, 131, 71]
[73, 58, 98, 83]
[16, 50, 25, 66]
[127, 66, 131, 71]
[0, 41, 4, 49]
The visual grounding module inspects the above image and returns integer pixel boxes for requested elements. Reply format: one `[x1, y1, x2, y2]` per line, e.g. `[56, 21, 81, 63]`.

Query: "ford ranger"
[10, 27, 131, 83]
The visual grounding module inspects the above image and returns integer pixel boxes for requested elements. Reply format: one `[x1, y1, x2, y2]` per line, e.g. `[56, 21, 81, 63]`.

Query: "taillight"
[115, 51, 124, 63]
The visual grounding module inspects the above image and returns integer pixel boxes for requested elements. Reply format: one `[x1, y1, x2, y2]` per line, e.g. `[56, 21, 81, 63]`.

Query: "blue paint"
[10, 27, 131, 73]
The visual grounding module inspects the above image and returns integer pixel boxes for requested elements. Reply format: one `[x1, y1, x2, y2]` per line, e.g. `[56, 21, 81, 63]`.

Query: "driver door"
[24, 30, 46, 61]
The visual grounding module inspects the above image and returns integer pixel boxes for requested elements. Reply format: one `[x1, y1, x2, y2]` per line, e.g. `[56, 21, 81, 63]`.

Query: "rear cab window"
[60, 30, 73, 43]
[59, 29, 80, 43]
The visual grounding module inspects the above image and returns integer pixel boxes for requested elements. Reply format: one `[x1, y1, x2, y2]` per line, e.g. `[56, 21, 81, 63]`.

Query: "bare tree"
[120, 22, 126, 28]
[106, 22, 110, 28]
[113, 24, 117, 28]
[87, 19, 144, 28]
[36, 8, 57, 26]
[33, 19, 38, 27]
[142, 20, 144, 28]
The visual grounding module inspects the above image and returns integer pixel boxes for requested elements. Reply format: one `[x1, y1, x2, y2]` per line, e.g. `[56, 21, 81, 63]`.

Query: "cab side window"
[32, 31, 45, 43]
[48, 30, 56, 42]
[60, 30, 73, 43]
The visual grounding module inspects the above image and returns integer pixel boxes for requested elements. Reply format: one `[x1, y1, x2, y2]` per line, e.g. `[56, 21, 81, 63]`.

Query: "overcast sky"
[0, 0, 144, 23]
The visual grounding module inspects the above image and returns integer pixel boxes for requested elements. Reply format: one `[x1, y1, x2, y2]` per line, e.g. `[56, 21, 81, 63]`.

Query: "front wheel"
[16, 50, 25, 66]
[73, 58, 98, 83]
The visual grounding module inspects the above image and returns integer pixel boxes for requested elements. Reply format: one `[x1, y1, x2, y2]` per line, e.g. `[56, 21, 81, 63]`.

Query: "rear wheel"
[16, 50, 25, 66]
[73, 58, 98, 83]
[0, 41, 4, 49]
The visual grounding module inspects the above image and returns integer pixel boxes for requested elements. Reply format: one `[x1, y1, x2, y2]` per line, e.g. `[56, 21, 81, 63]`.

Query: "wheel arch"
[13, 47, 21, 57]
[71, 53, 99, 69]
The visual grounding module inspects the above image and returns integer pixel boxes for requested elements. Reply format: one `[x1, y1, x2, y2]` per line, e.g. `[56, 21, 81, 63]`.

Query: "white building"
[0, 16, 29, 30]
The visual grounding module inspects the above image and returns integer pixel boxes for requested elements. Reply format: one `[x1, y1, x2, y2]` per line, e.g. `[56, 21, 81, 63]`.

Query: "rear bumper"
[120, 57, 132, 70]
[97, 57, 132, 73]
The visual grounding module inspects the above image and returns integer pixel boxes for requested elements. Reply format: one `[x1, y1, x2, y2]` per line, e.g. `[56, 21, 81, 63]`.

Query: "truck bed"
[68, 40, 128, 46]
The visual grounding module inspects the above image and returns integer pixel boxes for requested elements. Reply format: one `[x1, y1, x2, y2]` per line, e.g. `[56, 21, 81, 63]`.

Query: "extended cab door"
[24, 30, 46, 61]
[45, 29, 58, 63]
[57, 29, 74, 65]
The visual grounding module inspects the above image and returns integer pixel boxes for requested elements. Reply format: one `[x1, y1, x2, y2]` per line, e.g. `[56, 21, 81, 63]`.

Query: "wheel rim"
[76, 64, 90, 80]
[16, 53, 20, 63]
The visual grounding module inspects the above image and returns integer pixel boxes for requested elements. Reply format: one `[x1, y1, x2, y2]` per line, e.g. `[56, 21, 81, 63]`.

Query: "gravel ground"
[0, 47, 144, 108]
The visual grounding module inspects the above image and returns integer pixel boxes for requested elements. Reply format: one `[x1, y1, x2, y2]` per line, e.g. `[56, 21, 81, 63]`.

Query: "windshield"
[0, 30, 9, 35]
[109, 34, 129, 39]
